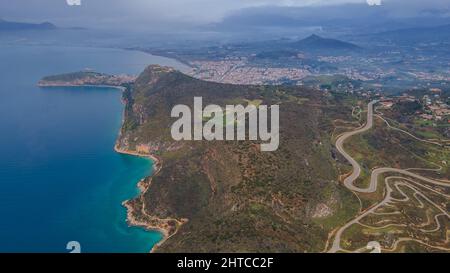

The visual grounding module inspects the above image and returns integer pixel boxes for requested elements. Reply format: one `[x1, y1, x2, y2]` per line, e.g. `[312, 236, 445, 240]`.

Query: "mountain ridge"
[116, 65, 359, 253]
[0, 19, 57, 31]
[367, 23, 450, 44]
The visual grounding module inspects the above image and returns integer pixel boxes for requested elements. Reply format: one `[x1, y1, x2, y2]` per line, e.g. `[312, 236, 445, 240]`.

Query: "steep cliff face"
[118, 65, 359, 253]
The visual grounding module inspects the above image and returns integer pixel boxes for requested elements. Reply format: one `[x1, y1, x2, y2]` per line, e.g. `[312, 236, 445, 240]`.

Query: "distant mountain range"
[210, 3, 450, 35]
[369, 24, 450, 44]
[0, 19, 56, 31]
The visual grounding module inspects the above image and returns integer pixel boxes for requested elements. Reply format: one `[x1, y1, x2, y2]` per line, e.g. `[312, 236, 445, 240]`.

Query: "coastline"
[121, 47, 193, 72]
[114, 145, 187, 253]
[38, 80, 187, 253]
[37, 83, 126, 92]
[113, 90, 187, 253]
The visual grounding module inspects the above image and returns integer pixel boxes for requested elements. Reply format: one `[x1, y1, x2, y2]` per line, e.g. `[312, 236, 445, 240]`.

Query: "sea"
[0, 44, 189, 252]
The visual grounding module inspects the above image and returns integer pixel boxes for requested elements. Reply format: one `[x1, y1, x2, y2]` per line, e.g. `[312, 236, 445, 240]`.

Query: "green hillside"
[117, 65, 360, 253]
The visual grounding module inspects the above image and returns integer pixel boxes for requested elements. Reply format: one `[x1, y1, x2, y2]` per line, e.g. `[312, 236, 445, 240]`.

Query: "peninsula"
[39, 65, 449, 253]
[38, 71, 136, 88]
[114, 65, 356, 252]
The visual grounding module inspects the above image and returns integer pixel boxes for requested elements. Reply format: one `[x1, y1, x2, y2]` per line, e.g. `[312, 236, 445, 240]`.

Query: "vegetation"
[334, 103, 449, 252]
[41, 71, 104, 82]
[117, 65, 449, 253]
[117, 65, 361, 253]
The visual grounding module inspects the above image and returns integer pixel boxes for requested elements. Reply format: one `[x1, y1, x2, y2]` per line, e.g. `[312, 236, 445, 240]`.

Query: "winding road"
[329, 100, 450, 253]
[335, 100, 377, 193]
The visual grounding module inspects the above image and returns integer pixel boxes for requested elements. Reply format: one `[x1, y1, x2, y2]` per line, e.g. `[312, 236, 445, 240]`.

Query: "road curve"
[329, 100, 450, 253]
[336, 100, 449, 194]
[335, 100, 378, 193]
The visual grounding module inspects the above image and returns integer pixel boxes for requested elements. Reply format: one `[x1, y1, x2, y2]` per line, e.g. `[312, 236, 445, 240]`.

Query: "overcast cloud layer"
[0, 0, 449, 29]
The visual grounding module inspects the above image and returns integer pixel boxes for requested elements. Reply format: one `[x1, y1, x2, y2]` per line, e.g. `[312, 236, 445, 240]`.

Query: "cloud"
[366, 0, 382, 6]
[0, 0, 448, 29]
[66, 0, 81, 6]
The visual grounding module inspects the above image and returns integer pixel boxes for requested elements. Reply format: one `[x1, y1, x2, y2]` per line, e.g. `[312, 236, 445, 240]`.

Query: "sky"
[0, 0, 448, 29]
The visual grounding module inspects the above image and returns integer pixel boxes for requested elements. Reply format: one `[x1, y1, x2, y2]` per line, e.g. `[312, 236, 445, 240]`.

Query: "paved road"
[336, 100, 449, 194]
[329, 100, 450, 252]
[335, 100, 378, 193]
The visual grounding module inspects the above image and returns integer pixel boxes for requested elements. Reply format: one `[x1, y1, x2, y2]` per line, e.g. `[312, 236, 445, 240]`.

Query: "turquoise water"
[0, 45, 188, 252]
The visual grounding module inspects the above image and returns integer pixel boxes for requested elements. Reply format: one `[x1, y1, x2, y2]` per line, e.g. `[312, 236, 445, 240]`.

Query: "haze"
[0, 0, 448, 30]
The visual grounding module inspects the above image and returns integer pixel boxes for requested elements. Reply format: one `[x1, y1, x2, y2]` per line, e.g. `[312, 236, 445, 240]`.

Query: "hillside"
[292, 34, 361, 51]
[117, 65, 361, 252]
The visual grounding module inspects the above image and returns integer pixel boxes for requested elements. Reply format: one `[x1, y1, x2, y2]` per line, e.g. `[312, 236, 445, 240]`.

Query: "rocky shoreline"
[39, 81, 186, 252]
[114, 145, 188, 253]
[37, 72, 188, 252]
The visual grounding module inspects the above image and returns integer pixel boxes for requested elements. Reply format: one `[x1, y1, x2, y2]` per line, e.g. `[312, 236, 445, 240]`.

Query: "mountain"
[0, 19, 57, 31]
[210, 3, 450, 35]
[291, 34, 361, 51]
[368, 24, 450, 44]
[116, 65, 359, 252]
